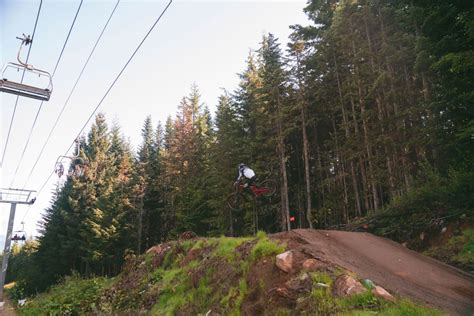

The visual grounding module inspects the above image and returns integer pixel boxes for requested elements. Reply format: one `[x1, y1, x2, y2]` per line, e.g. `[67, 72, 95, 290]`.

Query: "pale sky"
[0, 0, 310, 248]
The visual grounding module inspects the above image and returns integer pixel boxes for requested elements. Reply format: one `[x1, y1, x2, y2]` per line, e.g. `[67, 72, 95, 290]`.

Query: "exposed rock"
[146, 244, 169, 255]
[275, 251, 294, 273]
[332, 275, 367, 297]
[372, 285, 396, 302]
[302, 258, 322, 272]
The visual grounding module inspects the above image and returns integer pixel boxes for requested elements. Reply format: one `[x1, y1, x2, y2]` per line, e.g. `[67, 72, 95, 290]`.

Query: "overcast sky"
[0, 0, 310, 248]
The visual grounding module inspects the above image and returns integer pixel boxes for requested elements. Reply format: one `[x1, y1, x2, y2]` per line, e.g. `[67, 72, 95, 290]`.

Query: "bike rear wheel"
[260, 179, 277, 197]
[227, 192, 243, 210]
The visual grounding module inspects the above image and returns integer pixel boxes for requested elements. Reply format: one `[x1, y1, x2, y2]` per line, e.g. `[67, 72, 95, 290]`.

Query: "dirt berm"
[275, 229, 474, 315]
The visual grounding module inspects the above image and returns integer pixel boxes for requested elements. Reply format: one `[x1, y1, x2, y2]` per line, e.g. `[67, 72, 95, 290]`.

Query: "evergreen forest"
[6, 0, 473, 296]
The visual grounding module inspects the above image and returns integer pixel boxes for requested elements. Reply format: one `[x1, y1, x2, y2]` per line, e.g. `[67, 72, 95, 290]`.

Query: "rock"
[372, 285, 396, 302]
[146, 244, 168, 255]
[275, 251, 294, 273]
[302, 258, 322, 272]
[333, 275, 367, 297]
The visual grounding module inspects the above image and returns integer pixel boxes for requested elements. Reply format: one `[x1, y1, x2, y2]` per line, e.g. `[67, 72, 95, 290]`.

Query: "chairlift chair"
[0, 34, 53, 101]
[12, 233, 26, 242]
[54, 142, 87, 178]
[12, 222, 27, 242]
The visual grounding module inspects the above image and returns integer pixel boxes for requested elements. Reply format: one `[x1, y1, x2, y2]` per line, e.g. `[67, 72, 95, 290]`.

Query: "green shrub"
[20, 274, 109, 315]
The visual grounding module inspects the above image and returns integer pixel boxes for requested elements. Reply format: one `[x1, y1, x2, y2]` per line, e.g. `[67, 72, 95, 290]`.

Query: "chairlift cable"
[9, 0, 84, 188]
[0, 0, 43, 167]
[20, 0, 120, 189]
[21, 0, 173, 223]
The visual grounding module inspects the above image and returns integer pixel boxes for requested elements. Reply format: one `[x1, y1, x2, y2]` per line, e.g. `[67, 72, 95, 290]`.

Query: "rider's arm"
[236, 168, 243, 182]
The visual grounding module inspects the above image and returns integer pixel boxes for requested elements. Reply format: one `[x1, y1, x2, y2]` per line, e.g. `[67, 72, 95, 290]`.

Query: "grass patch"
[310, 271, 333, 286]
[220, 279, 248, 316]
[310, 285, 338, 314]
[338, 291, 379, 310]
[250, 233, 285, 261]
[213, 236, 251, 262]
[150, 268, 188, 315]
[191, 239, 206, 250]
[180, 239, 195, 252]
[375, 299, 446, 316]
[425, 228, 474, 273]
[452, 229, 474, 266]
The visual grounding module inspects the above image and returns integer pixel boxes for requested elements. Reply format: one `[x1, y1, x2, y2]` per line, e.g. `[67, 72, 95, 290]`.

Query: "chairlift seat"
[0, 62, 52, 101]
[0, 78, 51, 101]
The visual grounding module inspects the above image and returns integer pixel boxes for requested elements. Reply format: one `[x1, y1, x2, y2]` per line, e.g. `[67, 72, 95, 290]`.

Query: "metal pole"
[0, 203, 17, 302]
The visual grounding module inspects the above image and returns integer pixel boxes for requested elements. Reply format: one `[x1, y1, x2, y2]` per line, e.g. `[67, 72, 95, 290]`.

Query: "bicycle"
[227, 178, 277, 210]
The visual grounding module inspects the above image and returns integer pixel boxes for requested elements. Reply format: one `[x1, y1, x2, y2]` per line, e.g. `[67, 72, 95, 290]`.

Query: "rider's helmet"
[239, 163, 245, 170]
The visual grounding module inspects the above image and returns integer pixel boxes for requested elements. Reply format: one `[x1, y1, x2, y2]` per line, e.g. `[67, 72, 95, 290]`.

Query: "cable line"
[20, 0, 120, 189]
[22, 0, 173, 222]
[9, 0, 84, 188]
[0, 0, 43, 167]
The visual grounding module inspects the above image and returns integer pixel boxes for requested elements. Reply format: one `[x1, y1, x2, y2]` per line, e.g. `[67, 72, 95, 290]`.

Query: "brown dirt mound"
[273, 229, 474, 316]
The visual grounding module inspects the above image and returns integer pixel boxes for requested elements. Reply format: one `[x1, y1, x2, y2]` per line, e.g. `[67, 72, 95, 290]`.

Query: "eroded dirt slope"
[274, 229, 474, 315]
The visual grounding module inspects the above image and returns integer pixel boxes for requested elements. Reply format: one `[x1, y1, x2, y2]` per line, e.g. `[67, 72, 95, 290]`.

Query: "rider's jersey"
[237, 166, 255, 181]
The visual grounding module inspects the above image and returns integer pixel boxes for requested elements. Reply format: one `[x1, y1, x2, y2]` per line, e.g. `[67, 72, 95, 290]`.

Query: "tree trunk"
[334, 54, 362, 217]
[314, 128, 324, 208]
[294, 50, 313, 229]
[350, 96, 370, 213]
[276, 92, 290, 231]
[350, 17, 379, 211]
[301, 107, 313, 228]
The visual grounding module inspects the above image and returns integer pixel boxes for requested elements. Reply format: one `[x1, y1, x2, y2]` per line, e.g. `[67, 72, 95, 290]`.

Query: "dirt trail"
[280, 229, 474, 316]
[0, 298, 18, 316]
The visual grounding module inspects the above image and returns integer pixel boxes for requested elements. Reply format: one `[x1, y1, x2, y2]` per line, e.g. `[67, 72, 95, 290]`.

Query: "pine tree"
[258, 33, 291, 231]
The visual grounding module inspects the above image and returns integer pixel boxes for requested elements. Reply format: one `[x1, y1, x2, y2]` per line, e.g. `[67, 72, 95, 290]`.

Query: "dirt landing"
[274, 229, 474, 316]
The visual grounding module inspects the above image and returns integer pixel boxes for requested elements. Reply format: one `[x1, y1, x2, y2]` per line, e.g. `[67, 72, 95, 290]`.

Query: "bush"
[20, 274, 109, 316]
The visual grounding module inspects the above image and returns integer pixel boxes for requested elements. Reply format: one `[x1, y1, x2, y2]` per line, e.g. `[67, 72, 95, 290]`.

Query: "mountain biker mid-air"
[235, 163, 256, 189]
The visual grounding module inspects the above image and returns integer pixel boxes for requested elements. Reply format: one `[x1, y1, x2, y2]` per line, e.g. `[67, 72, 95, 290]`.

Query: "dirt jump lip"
[272, 229, 474, 316]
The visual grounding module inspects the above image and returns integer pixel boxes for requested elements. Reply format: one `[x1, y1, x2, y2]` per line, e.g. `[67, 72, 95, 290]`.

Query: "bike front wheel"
[227, 192, 243, 210]
[260, 179, 277, 197]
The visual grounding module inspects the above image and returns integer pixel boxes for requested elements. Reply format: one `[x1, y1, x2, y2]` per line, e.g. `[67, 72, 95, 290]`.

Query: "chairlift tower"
[0, 188, 36, 305]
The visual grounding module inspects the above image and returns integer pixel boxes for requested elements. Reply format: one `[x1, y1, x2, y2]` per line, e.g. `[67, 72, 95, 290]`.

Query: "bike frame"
[237, 183, 271, 198]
